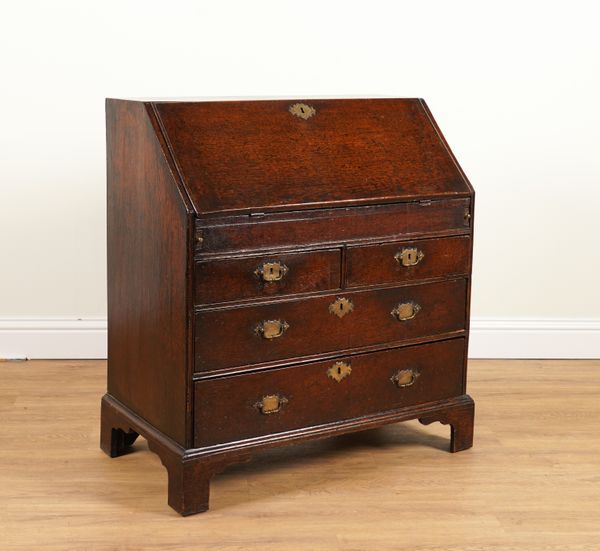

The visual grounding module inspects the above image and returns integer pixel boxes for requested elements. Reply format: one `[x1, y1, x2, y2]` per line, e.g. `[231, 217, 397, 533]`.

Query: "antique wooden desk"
[101, 98, 475, 515]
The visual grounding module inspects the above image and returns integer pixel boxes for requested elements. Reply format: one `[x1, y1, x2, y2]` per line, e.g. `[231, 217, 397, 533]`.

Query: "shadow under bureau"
[101, 98, 475, 515]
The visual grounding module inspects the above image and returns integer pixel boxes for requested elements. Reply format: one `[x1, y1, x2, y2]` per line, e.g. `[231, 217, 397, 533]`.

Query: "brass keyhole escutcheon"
[391, 369, 419, 388]
[394, 247, 424, 267]
[255, 261, 289, 282]
[327, 361, 352, 382]
[255, 319, 289, 339]
[289, 103, 316, 120]
[329, 297, 354, 319]
[254, 394, 288, 414]
[391, 302, 421, 321]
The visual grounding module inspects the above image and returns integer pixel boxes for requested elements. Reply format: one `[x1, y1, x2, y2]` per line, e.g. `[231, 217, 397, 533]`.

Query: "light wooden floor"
[1, 359, 600, 550]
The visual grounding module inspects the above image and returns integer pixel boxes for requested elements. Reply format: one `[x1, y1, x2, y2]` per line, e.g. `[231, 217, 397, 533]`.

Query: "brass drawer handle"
[254, 261, 289, 282]
[391, 369, 420, 388]
[394, 247, 424, 267]
[327, 361, 352, 382]
[255, 319, 289, 339]
[254, 394, 288, 414]
[391, 302, 421, 321]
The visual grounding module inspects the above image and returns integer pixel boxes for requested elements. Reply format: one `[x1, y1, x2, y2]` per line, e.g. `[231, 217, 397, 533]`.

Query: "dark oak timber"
[195, 198, 471, 254]
[154, 99, 470, 216]
[102, 97, 475, 515]
[346, 235, 471, 288]
[105, 100, 192, 447]
[194, 338, 466, 447]
[194, 279, 468, 372]
[195, 248, 341, 305]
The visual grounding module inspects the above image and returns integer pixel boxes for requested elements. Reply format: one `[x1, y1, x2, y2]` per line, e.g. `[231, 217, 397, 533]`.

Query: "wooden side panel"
[106, 99, 190, 446]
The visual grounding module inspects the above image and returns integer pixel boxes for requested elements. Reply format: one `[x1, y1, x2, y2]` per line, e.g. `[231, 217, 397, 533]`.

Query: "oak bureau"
[101, 98, 475, 515]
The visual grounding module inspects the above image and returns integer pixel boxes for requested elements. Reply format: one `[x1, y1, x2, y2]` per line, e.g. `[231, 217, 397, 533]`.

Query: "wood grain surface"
[2, 359, 599, 550]
[153, 98, 471, 215]
[194, 279, 467, 372]
[194, 248, 341, 305]
[346, 235, 471, 288]
[195, 198, 471, 254]
[106, 99, 192, 447]
[194, 338, 465, 446]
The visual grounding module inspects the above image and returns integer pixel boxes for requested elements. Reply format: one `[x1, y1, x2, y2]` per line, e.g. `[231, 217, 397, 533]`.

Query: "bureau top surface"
[144, 98, 471, 216]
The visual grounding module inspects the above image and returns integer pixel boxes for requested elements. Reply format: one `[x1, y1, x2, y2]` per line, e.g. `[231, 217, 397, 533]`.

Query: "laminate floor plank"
[1, 359, 599, 550]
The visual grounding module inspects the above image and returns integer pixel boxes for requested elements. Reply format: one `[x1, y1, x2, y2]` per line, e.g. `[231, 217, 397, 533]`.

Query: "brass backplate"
[391, 369, 419, 388]
[391, 302, 421, 321]
[255, 261, 289, 282]
[327, 361, 352, 382]
[329, 297, 354, 318]
[395, 247, 425, 267]
[255, 319, 289, 339]
[289, 103, 316, 120]
[255, 394, 288, 414]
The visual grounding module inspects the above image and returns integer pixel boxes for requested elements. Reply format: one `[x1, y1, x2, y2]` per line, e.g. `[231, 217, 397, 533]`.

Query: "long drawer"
[196, 199, 471, 254]
[194, 278, 467, 372]
[194, 338, 466, 447]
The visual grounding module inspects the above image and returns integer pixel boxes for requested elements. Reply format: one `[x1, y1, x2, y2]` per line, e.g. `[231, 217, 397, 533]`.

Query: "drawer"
[194, 249, 341, 305]
[346, 236, 471, 288]
[194, 338, 466, 446]
[194, 278, 467, 372]
[196, 198, 471, 253]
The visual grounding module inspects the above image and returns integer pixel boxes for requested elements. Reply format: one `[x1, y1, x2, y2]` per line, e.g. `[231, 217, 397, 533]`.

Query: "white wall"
[1, 0, 599, 358]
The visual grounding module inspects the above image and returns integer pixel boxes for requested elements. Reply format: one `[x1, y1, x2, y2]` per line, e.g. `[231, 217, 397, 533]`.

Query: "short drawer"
[346, 236, 471, 288]
[195, 249, 341, 305]
[194, 338, 466, 447]
[194, 278, 467, 372]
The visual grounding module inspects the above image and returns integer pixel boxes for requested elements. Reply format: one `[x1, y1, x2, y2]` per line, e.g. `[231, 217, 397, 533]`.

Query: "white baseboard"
[468, 318, 600, 359]
[0, 319, 108, 360]
[0, 318, 599, 360]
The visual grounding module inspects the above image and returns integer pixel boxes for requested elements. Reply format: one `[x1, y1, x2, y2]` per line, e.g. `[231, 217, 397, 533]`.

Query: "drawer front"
[195, 249, 341, 305]
[346, 236, 471, 288]
[194, 338, 465, 446]
[194, 278, 467, 372]
[197, 198, 471, 254]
